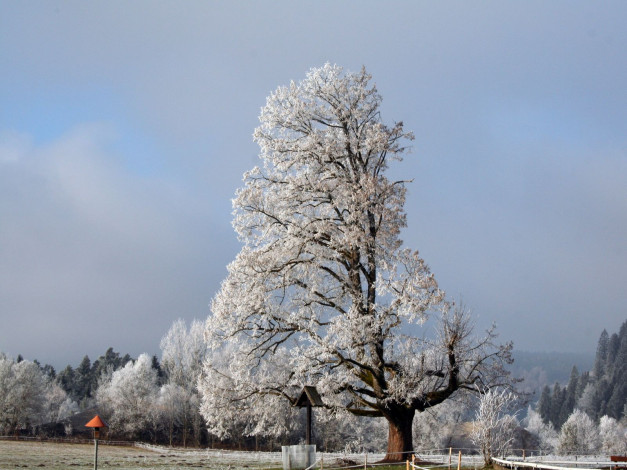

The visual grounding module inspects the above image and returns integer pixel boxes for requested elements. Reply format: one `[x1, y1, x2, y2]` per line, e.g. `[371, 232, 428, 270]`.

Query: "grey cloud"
[0, 125, 234, 367]
[1, 1, 626, 365]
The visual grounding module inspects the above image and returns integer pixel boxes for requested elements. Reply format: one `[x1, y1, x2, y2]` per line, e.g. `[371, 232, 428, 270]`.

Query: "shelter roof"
[295, 386, 323, 407]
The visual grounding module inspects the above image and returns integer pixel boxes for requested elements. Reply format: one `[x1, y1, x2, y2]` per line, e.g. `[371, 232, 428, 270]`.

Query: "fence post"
[406, 459, 410, 470]
[457, 451, 461, 470]
[364, 453, 367, 470]
[449, 447, 452, 469]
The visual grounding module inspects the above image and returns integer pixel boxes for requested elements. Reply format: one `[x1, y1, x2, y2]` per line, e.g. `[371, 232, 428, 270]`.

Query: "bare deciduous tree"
[471, 388, 518, 465]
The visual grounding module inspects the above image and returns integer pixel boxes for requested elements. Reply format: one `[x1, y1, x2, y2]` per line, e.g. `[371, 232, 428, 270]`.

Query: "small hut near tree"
[295, 386, 323, 445]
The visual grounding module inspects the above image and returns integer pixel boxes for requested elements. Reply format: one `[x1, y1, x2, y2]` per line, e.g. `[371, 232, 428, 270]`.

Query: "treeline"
[1, 322, 191, 446]
[0, 354, 75, 435]
[5, 318, 625, 453]
[4, 320, 292, 449]
[0, 348, 149, 437]
[52, 348, 139, 405]
[2, 320, 380, 451]
[537, 320, 627, 428]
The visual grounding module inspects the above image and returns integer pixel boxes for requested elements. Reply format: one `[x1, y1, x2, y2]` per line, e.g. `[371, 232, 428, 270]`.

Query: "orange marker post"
[85, 415, 107, 470]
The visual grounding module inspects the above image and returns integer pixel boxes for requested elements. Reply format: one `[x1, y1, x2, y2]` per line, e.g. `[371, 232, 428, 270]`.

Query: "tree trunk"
[383, 407, 415, 462]
[183, 410, 189, 447]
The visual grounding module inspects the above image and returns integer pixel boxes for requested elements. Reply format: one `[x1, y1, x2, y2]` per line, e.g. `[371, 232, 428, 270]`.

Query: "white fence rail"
[0, 434, 133, 446]
[493, 456, 618, 470]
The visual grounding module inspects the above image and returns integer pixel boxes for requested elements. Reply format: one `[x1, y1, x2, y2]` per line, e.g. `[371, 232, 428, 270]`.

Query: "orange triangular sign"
[85, 415, 107, 428]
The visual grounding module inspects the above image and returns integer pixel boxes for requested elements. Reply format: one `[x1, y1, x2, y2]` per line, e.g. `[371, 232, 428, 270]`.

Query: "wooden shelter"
[295, 386, 323, 445]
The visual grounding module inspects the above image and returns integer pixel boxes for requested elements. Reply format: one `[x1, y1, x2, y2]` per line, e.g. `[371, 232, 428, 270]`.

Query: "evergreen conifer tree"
[559, 366, 579, 426]
[537, 385, 552, 424]
[593, 330, 609, 379]
[76, 355, 92, 398]
[550, 383, 565, 427]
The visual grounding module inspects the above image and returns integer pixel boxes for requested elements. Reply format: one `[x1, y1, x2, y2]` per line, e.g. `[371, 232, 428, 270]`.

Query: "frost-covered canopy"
[200, 64, 511, 457]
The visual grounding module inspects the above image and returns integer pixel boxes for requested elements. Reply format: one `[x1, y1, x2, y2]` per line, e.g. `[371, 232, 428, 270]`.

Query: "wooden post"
[406, 459, 410, 470]
[85, 416, 107, 470]
[364, 453, 367, 470]
[296, 386, 323, 448]
[457, 451, 461, 470]
[93, 437, 99, 470]
[449, 447, 452, 469]
[306, 403, 312, 445]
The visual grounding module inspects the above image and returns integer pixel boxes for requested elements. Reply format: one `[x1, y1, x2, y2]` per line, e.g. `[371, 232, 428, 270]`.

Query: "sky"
[1, 1, 626, 370]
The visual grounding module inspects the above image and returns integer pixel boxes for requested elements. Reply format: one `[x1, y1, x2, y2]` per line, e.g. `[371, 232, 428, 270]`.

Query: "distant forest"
[535, 320, 627, 428]
[509, 350, 594, 394]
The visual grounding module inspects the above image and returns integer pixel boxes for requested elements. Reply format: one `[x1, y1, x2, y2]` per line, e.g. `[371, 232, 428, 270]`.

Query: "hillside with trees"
[508, 350, 594, 395]
[536, 320, 626, 429]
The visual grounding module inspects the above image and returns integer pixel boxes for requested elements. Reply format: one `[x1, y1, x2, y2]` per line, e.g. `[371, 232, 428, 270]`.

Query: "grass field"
[0, 440, 282, 470]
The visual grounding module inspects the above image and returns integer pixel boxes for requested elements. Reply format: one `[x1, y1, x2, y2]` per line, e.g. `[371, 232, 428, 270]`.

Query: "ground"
[0, 440, 479, 470]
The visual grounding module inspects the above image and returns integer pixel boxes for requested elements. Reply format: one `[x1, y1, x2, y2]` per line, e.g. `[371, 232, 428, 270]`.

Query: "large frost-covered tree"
[200, 64, 513, 460]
